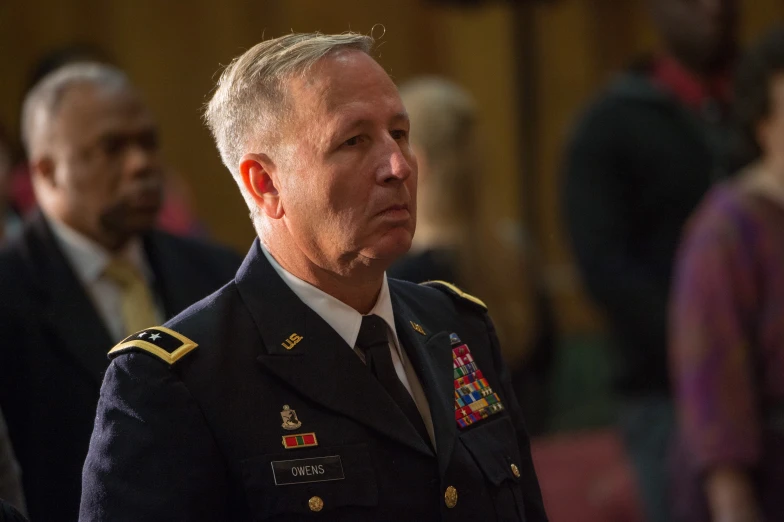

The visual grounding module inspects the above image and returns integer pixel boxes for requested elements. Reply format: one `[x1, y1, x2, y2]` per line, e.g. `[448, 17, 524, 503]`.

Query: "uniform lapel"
[240, 241, 433, 457]
[390, 286, 458, 476]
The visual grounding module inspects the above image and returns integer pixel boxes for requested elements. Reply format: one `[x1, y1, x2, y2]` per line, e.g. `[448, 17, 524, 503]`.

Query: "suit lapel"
[143, 232, 198, 317]
[238, 241, 432, 457]
[24, 213, 113, 386]
[391, 285, 458, 476]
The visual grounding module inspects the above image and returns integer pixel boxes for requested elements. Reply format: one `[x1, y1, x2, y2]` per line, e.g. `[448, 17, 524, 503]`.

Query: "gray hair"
[203, 32, 374, 188]
[21, 62, 130, 157]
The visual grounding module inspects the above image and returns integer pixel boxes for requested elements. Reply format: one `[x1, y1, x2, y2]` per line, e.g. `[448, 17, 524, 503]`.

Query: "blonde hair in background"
[400, 77, 479, 228]
[401, 77, 536, 365]
[203, 32, 374, 219]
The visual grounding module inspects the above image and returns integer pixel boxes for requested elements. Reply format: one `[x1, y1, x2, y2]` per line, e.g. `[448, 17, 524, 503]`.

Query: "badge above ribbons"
[280, 405, 302, 431]
[451, 333, 505, 428]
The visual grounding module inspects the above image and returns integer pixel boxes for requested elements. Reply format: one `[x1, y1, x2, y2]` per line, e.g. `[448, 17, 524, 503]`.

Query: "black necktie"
[356, 315, 431, 445]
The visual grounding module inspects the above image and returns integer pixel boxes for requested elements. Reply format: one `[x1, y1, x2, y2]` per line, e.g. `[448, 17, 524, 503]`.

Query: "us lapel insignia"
[451, 333, 505, 428]
[282, 333, 303, 350]
[280, 405, 303, 431]
[410, 321, 426, 335]
[282, 432, 319, 449]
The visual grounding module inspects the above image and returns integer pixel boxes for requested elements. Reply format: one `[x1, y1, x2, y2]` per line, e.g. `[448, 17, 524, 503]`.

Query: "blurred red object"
[9, 164, 35, 215]
[531, 429, 644, 522]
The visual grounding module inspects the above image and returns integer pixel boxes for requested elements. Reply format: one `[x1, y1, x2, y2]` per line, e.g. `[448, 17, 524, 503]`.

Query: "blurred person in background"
[389, 76, 555, 435]
[562, 1, 738, 520]
[0, 499, 27, 522]
[8, 44, 206, 237]
[670, 26, 784, 522]
[0, 63, 241, 521]
[7, 45, 113, 218]
[388, 77, 480, 286]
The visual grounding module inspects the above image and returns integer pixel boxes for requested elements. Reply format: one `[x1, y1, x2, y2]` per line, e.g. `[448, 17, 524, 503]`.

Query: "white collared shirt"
[47, 216, 164, 342]
[261, 245, 435, 445]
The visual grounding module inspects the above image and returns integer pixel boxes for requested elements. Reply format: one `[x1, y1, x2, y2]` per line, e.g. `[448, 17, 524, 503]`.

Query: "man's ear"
[756, 117, 773, 157]
[239, 153, 284, 220]
[29, 156, 57, 189]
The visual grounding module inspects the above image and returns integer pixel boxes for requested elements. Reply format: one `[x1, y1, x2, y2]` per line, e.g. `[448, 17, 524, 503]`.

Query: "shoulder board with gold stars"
[421, 280, 487, 312]
[108, 327, 198, 365]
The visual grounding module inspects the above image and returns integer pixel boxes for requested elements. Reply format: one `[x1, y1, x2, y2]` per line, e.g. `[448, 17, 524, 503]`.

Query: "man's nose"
[124, 143, 159, 177]
[378, 140, 413, 184]
[700, 0, 729, 17]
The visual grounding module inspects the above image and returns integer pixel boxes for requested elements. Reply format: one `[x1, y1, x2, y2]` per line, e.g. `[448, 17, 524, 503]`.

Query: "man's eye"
[390, 129, 408, 140]
[138, 132, 159, 152]
[103, 137, 125, 156]
[344, 136, 361, 147]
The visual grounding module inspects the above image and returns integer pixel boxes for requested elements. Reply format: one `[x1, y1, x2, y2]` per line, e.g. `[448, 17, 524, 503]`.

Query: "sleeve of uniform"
[483, 312, 549, 521]
[79, 353, 227, 522]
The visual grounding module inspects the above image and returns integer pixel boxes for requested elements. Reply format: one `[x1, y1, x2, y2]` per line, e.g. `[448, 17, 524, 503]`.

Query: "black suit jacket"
[0, 213, 242, 522]
[80, 240, 548, 522]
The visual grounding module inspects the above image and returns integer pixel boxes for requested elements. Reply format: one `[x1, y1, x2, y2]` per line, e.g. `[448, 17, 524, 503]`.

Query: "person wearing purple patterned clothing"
[670, 27, 784, 522]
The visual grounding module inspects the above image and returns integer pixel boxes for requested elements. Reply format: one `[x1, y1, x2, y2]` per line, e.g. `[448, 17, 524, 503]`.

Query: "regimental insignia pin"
[410, 321, 426, 335]
[282, 333, 303, 350]
[282, 432, 318, 449]
[280, 405, 302, 431]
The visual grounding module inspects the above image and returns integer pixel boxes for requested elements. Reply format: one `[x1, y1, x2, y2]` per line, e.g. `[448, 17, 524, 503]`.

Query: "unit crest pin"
[280, 405, 302, 431]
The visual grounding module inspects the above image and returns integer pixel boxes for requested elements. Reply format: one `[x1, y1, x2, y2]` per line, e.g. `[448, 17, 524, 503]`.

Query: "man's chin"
[102, 208, 160, 239]
[365, 229, 413, 263]
[128, 210, 160, 232]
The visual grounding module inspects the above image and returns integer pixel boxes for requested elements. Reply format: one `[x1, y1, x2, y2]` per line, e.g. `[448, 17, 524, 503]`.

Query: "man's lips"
[377, 203, 410, 220]
[127, 187, 163, 210]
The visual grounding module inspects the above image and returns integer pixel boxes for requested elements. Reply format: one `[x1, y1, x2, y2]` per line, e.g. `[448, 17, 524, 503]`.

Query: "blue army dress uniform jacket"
[80, 240, 548, 522]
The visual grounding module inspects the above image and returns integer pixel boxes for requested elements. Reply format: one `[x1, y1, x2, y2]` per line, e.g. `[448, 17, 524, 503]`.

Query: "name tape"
[271, 455, 344, 486]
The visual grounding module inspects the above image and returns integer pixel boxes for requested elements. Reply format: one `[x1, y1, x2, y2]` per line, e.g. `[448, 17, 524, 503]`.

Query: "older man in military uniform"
[80, 32, 548, 521]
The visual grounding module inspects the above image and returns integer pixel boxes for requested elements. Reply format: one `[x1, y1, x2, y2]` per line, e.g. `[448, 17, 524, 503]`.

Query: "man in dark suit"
[80, 33, 548, 521]
[0, 63, 241, 521]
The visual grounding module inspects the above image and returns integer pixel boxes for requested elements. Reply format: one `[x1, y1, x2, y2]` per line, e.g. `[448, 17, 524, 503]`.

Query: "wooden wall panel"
[436, 4, 522, 227]
[533, 1, 606, 332]
[1, 0, 783, 337]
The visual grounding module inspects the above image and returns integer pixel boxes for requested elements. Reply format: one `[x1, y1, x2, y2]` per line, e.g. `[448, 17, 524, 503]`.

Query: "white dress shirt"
[47, 217, 164, 342]
[261, 245, 436, 445]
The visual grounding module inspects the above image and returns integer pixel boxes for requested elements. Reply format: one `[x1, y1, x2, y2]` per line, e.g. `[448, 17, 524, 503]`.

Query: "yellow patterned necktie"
[103, 258, 157, 336]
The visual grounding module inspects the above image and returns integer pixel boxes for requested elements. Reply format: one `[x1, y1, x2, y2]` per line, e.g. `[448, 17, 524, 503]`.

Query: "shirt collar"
[47, 215, 150, 285]
[260, 244, 400, 352]
[651, 54, 732, 111]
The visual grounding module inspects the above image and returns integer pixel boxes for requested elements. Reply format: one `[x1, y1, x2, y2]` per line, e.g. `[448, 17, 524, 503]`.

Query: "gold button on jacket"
[444, 486, 458, 508]
[308, 496, 324, 512]
[511, 463, 521, 478]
